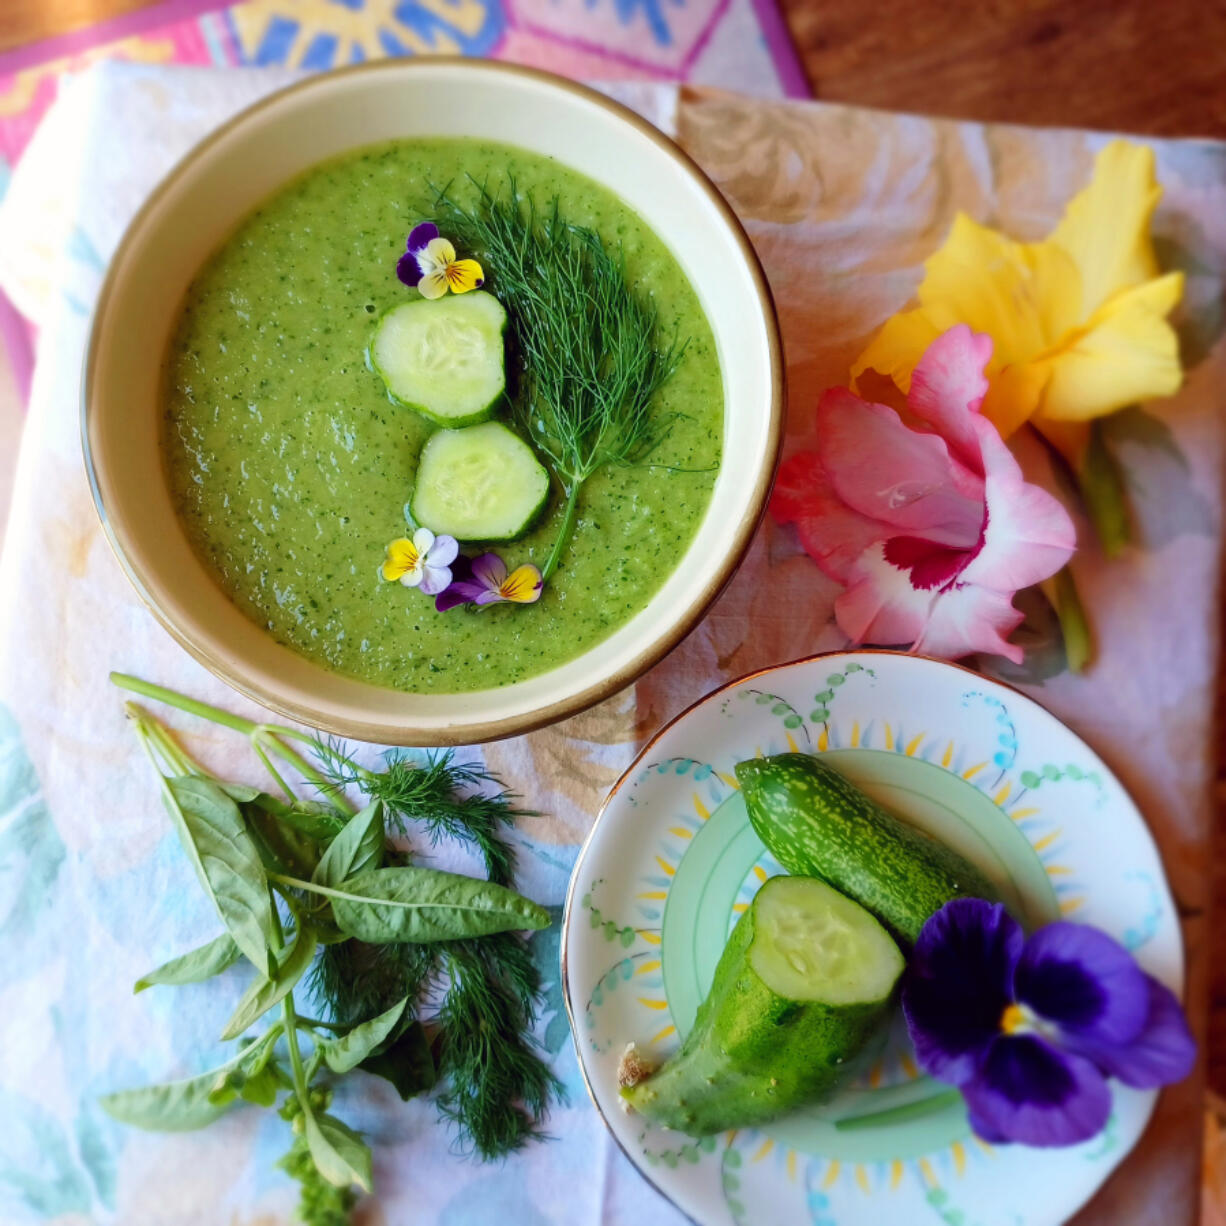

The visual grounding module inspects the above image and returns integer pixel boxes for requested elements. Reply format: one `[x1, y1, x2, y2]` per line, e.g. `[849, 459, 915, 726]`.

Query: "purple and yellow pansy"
[436, 552, 543, 612]
[396, 222, 484, 299]
[381, 528, 458, 596]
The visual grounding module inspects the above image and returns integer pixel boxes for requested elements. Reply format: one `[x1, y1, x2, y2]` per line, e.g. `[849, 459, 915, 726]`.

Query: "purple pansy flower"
[902, 899, 1195, 1147]
[435, 552, 543, 612]
[396, 222, 484, 299]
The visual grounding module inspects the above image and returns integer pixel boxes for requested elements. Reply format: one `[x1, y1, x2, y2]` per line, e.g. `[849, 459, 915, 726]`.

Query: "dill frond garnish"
[436, 179, 687, 581]
[311, 741, 524, 886]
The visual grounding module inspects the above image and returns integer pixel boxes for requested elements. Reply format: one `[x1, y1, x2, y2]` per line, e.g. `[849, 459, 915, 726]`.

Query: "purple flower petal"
[902, 899, 1022, 1086]
[469, 552, 508, 592]
[434, 584, 472, 613]
[1066, 973, 1196, 1089]
[417, 562, 453, 597]
[1015, 922, 1149, 1047]
[427, 534, 460, 568]
[406, 222, 439, 255]
[396, 251, 423, 288]
[962, 1034, 1111, 1147]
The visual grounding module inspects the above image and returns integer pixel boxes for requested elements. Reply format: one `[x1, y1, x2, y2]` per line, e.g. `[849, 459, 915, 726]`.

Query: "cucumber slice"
[370, 291, 507, 428]
[410, 421, 550, 542]
[621, 875, 903, 1136]
[735, 753, 1000, 947]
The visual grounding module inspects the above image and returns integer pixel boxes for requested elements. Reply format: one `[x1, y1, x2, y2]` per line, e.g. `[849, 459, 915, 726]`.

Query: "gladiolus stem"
[1041, 568, 1093, 674]
[1077, 420, 1133, 559]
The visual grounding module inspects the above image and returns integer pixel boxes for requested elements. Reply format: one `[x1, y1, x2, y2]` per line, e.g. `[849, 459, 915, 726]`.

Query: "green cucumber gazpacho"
[163, 138, 723, 693]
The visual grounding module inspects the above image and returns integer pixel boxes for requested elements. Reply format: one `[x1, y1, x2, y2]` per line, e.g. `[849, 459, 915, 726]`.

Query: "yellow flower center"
[1000, 1002, 1028, 1035]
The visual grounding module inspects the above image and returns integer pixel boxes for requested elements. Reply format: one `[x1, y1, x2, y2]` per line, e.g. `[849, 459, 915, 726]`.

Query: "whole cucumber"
[620, 875, 902, 1136]
[735, 752, 1000, 947]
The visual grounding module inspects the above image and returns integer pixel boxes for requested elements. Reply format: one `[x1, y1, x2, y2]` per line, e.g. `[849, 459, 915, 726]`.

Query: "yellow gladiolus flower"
[852, 141, 1184, 444]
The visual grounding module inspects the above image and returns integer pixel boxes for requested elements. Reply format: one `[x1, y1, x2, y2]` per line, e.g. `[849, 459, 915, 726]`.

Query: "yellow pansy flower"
[852, 141, 1184, 447]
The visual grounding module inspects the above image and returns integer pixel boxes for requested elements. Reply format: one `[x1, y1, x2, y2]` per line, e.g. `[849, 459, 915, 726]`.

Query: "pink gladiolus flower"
[772, 326, 1076, 663]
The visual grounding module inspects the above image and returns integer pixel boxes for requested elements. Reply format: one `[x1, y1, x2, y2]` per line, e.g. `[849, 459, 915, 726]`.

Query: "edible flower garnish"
[396, 222, 484, 299]
[436, 552, 543, 612]
[381, 528, 458, 595]
[902, 899, 1195, 1147]
[772, 325, 1076, 663]
[852, 141, 1183, 445]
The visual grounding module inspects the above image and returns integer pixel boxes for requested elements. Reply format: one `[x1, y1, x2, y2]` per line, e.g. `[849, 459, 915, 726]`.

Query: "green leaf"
[1078, 419, 1132, 558]
[1040, 568, 1094, 675]
[220, 926, 318, 1041]
[322, 996, 408, 1074]
[244, 803, 321, 880]
[327, 866, 551, 943]
[255, 793, 347, 842]
[134, 933, 240, 992]
[237, 1062, 282, 1107]
[313, 801, 384, 888]
[304, 1111, 372, 1192]
[100, 1057, 247, 1131]
[217, 782, 262, 803]
[165, 777, 274, 974]
[358, 1020, 436, 1100]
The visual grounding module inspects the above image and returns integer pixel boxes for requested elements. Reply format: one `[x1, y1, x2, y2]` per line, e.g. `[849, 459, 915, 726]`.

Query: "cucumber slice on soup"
[370, 291, 507, 427]
[411, 421, 551, 542]
[620, 875, 903, 1136]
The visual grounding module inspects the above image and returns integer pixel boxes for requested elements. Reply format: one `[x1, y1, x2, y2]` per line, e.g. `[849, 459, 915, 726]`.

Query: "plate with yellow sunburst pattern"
[561, 650, 1182, 1226]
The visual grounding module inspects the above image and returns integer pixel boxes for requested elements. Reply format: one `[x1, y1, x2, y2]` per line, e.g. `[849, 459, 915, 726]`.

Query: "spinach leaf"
[220, 926, 318, 1041]
[134, 933, 240, 993]
[321, 995, 408, 1074]
[217, 782, 262, 804]
[166, 777, 274, 974]
[327, 867, 550, 943]
[358, 1019, 437, 1101]
[313, 801, 384, 888]
[304, 1111, 372, 1193]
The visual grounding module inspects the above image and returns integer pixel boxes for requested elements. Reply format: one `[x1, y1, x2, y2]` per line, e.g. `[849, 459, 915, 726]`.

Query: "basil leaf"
[323, 996, 408, 1074]
[134, 933, 240, 993]
[166, 777, 274, 974]
[313, 800, 384, 888]
[258, 794, 347, 842]
[328, 867, 550, 943]
[359, 1020, 436, 1100]
[220, 926, 318, 1041]
[100, 1058, 245, 1131]
[237, 1062, 282, 1107]
[217, 782, 262, 803]
[244, 803, 321, 879]
[304, 1111, 372, 1192]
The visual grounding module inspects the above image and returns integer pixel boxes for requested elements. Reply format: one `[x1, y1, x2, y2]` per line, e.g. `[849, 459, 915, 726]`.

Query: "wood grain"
[781, 0, 1226, 139]
[0, 0, 156, 55]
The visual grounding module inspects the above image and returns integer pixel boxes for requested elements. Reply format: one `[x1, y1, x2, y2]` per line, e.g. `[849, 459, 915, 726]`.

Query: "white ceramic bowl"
[84, 60, 783, 745]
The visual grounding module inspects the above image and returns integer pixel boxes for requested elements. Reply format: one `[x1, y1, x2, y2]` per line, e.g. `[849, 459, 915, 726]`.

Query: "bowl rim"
[82, 58, 785, 746]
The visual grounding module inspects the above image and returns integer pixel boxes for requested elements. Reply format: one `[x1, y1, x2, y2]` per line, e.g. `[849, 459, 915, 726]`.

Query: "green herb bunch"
[102, 673, 561, 1224]
[437, 178, 686, 581]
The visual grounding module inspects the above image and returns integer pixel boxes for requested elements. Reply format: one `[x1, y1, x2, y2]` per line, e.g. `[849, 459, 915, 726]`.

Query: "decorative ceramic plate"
[561, 651, 1183, 1226]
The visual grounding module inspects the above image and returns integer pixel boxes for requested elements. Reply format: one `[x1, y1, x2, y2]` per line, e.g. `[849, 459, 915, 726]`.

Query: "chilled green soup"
[163, 139, 723, 693]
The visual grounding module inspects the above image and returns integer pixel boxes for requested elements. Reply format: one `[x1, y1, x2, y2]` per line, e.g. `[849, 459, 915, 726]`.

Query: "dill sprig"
[310, 742, 524, 886]
[436, 178, 686, 580]
[435, 934, 562, 1159]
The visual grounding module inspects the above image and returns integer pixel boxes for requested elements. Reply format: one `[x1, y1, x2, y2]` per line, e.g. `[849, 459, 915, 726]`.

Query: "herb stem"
[282, 994, 311, 1101]
[541, 481, 581, 583]
[110, 673, 340, 800]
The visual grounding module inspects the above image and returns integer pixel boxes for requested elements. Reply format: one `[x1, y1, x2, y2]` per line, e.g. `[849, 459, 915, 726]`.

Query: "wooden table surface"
[2, 0, 1225, 1204]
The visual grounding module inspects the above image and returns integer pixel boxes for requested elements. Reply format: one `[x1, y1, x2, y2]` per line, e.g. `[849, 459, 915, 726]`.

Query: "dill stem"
[541, 482, 582, 583]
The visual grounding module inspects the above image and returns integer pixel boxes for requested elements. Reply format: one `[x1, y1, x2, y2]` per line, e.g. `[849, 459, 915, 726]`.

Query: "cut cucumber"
[410, 421, 550, 542]
[735, 753, 1001, 947]
[620, 875, 902, 1136]
[370, 291, 507, 428]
